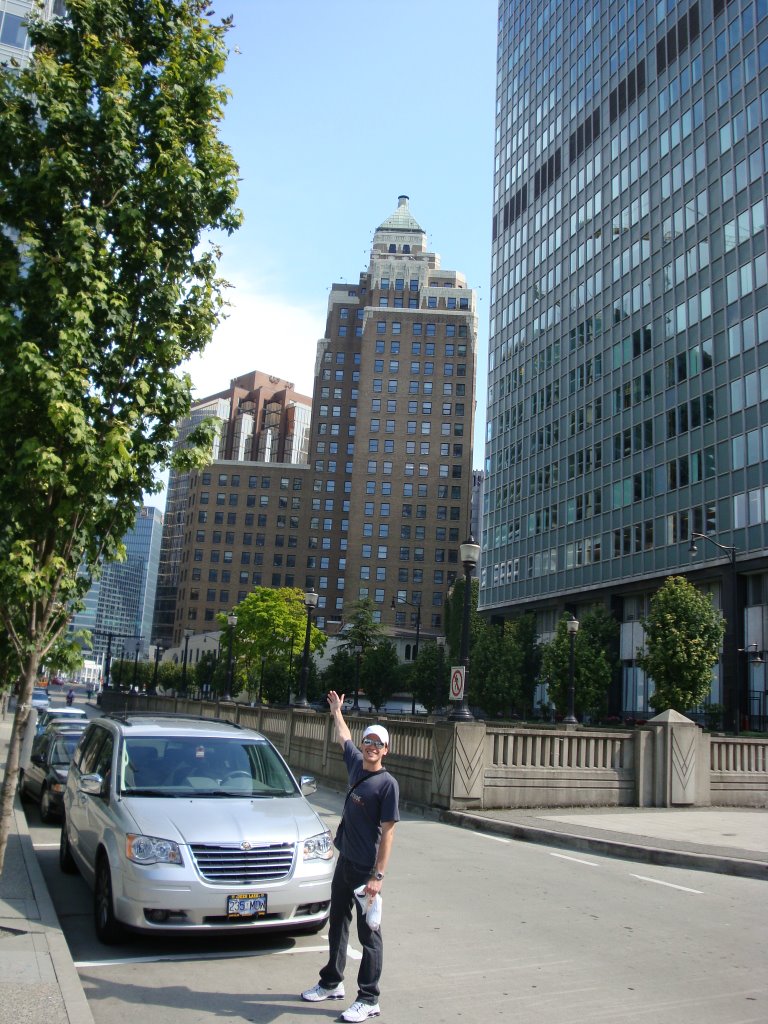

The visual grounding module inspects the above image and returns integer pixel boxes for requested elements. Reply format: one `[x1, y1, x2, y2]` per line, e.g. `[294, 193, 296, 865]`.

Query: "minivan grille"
[190, 842, 295, 884]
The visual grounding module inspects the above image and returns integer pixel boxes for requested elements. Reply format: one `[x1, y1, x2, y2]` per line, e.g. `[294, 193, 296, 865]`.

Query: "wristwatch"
[373, 871, 384, 881]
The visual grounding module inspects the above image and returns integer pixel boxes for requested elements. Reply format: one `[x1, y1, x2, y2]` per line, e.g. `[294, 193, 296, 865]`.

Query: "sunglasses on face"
[362, 738, 385, 749]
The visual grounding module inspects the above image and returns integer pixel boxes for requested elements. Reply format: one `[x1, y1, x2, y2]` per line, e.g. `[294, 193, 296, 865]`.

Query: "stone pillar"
[646, 709, 706, 806]
[431, 721, 486, 810]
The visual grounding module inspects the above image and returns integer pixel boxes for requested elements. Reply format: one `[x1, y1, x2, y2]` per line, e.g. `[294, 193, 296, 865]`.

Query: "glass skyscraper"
[70, 506, 163, 664]
[481, 0, 768, 727]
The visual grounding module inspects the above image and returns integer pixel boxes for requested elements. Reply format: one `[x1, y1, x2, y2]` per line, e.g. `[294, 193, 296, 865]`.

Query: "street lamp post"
[259, 654, 266, 705]
[180, 628, 193, 696]
[689, 532, 740, 733]
[103, 633, 113, 691]
[295, 589, 318, 707]
[435, 636, 446, 714]
[737, 643, 763, 732]
[564, 615, 580, 725]
[391, 595, 421, 713]
[449, 535, 481, 722]
[151, 642, 163, 693]
[353, 644, 363, 712]
[224, 612, 237, 701]
[131, 644, 140, 691]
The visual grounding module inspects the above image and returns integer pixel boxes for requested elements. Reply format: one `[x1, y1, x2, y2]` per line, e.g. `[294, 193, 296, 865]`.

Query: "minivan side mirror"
[300, 775, 317, 796]
[79, 773, 105, 796]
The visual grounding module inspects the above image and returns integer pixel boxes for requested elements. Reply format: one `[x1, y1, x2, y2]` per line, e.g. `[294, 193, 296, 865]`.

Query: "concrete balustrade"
[710, 735, 768, 807]
[101, 692, 768, 809]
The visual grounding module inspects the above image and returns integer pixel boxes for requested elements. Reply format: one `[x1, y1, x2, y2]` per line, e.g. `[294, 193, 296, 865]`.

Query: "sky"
[182, 0, 498, 465]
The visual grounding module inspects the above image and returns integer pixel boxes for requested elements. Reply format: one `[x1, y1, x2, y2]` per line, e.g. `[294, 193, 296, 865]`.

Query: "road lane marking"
[75, 941, 362, 969]
[473, 833, 510, 843]
[549, 852, 600, 866]
[630, 874, 703, 893]
[32, 843, 60, 849]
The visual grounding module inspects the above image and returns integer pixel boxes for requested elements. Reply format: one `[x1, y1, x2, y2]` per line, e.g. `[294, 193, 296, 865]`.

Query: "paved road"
[27, 781, 768, 1024]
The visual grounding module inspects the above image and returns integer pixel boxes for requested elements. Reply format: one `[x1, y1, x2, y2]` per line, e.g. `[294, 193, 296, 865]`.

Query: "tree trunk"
[0, 654, 39, 874]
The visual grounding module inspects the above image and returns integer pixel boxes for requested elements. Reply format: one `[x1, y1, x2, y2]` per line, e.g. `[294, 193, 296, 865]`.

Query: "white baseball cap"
[362, 725, 390, 746]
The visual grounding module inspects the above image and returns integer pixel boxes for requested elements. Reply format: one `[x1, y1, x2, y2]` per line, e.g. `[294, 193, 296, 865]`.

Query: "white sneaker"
[300, 982, 345, 1002]
[341, 1001, 381, 1022]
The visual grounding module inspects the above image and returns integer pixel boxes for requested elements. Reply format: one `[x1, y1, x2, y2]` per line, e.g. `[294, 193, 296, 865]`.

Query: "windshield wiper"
[122, 788, 180, 797]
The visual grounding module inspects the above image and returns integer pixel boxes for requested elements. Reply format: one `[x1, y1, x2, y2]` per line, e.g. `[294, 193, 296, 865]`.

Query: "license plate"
[227, 892, 267, 918]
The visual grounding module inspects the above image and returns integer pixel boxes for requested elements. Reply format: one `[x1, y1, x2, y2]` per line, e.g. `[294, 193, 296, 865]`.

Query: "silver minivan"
[60, 714, 334, 943]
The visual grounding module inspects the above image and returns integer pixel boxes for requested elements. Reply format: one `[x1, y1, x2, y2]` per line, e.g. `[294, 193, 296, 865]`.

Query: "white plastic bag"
[354, 885, 383, 931]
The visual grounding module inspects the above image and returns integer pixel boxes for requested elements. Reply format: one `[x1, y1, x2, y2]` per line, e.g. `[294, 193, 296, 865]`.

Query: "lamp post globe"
[295, 589, 318, 707]
[449, 535, 480, 722]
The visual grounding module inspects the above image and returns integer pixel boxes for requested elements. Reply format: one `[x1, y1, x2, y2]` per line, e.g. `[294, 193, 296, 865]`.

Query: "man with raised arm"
[301, 690, 399, 1022]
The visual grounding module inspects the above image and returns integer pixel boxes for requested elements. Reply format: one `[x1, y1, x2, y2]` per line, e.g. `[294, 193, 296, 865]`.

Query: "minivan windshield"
[119, 737, 298, 798]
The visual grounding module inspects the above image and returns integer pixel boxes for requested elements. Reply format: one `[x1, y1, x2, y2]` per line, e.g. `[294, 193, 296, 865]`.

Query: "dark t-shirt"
[338, 739, 400, 870]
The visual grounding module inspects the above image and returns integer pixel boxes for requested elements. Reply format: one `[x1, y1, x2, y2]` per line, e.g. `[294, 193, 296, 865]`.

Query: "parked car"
[20, 726, 83, 822]
[60, 714, 334, 944]
[35, 706, 88, 735]
[31, 687, 50, 711]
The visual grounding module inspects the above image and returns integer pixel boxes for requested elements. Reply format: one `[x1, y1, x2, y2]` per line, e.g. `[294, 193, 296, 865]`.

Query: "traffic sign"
[449, 665, 465, 701]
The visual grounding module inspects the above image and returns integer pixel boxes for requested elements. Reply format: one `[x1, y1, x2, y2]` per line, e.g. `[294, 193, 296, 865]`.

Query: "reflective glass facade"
[70, 506, 163, 663]
[482, 0, 768, 725]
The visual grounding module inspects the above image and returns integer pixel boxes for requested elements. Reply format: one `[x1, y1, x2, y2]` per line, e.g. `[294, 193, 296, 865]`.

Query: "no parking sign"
[449, 665, 465, 701]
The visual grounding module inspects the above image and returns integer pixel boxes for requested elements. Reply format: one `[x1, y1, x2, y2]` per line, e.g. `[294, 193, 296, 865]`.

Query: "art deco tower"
[307, 196, 478, 643]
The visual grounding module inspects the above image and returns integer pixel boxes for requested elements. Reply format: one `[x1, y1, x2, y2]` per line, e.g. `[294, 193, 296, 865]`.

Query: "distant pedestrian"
[301, 690, 399, 1022]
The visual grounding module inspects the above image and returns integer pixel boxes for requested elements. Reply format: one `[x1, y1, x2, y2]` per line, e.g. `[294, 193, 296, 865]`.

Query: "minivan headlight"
[126, 833, 183, 865]
[303, 830, 334, 861]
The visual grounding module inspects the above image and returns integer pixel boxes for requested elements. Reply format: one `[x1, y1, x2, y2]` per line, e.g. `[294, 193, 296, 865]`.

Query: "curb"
[440, 810, 768, 882]
[13, 795, 96, 1024]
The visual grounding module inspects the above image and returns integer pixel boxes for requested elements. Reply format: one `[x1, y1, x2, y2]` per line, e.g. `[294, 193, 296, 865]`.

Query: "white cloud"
[184, 277, 326, 400]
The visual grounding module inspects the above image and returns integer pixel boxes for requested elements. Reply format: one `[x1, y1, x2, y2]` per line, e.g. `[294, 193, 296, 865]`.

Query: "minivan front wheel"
[94, 855, 124, 944]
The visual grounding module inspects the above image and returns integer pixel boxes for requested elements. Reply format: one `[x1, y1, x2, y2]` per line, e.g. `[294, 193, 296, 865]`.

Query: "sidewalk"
[0, 715, 95, 1024]
[443, 804, 768, 881]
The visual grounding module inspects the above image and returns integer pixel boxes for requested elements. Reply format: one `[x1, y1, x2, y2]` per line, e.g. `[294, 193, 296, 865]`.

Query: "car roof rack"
[103, 711, 246, 729]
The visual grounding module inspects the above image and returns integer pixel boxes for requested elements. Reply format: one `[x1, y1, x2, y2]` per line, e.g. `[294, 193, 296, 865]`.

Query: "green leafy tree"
[541, 610, 615, 721]
[227, 588, 326, 700]
[470, 619, 520, 718]
[359, 641, 400, 712]
[409, 641, 449, 713]
[194, 650, 219, 697]
[444, 576, 481, 666]
[40, 633, 86, 682]
[0, 0, 241, 869]
[262, 661, 294, 705]
[637, 575, 725, 713]
[322, 648, 357, 701]
[512, 612, 543, 718]
[157, 660, 183, 694]
[405, 638, 454, 712]
[110, 656, 151, 691]
[341, 598, 384, 652]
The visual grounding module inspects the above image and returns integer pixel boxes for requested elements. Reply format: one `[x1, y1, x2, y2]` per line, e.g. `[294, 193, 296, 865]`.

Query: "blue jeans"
[319, 855, 383, 1004]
